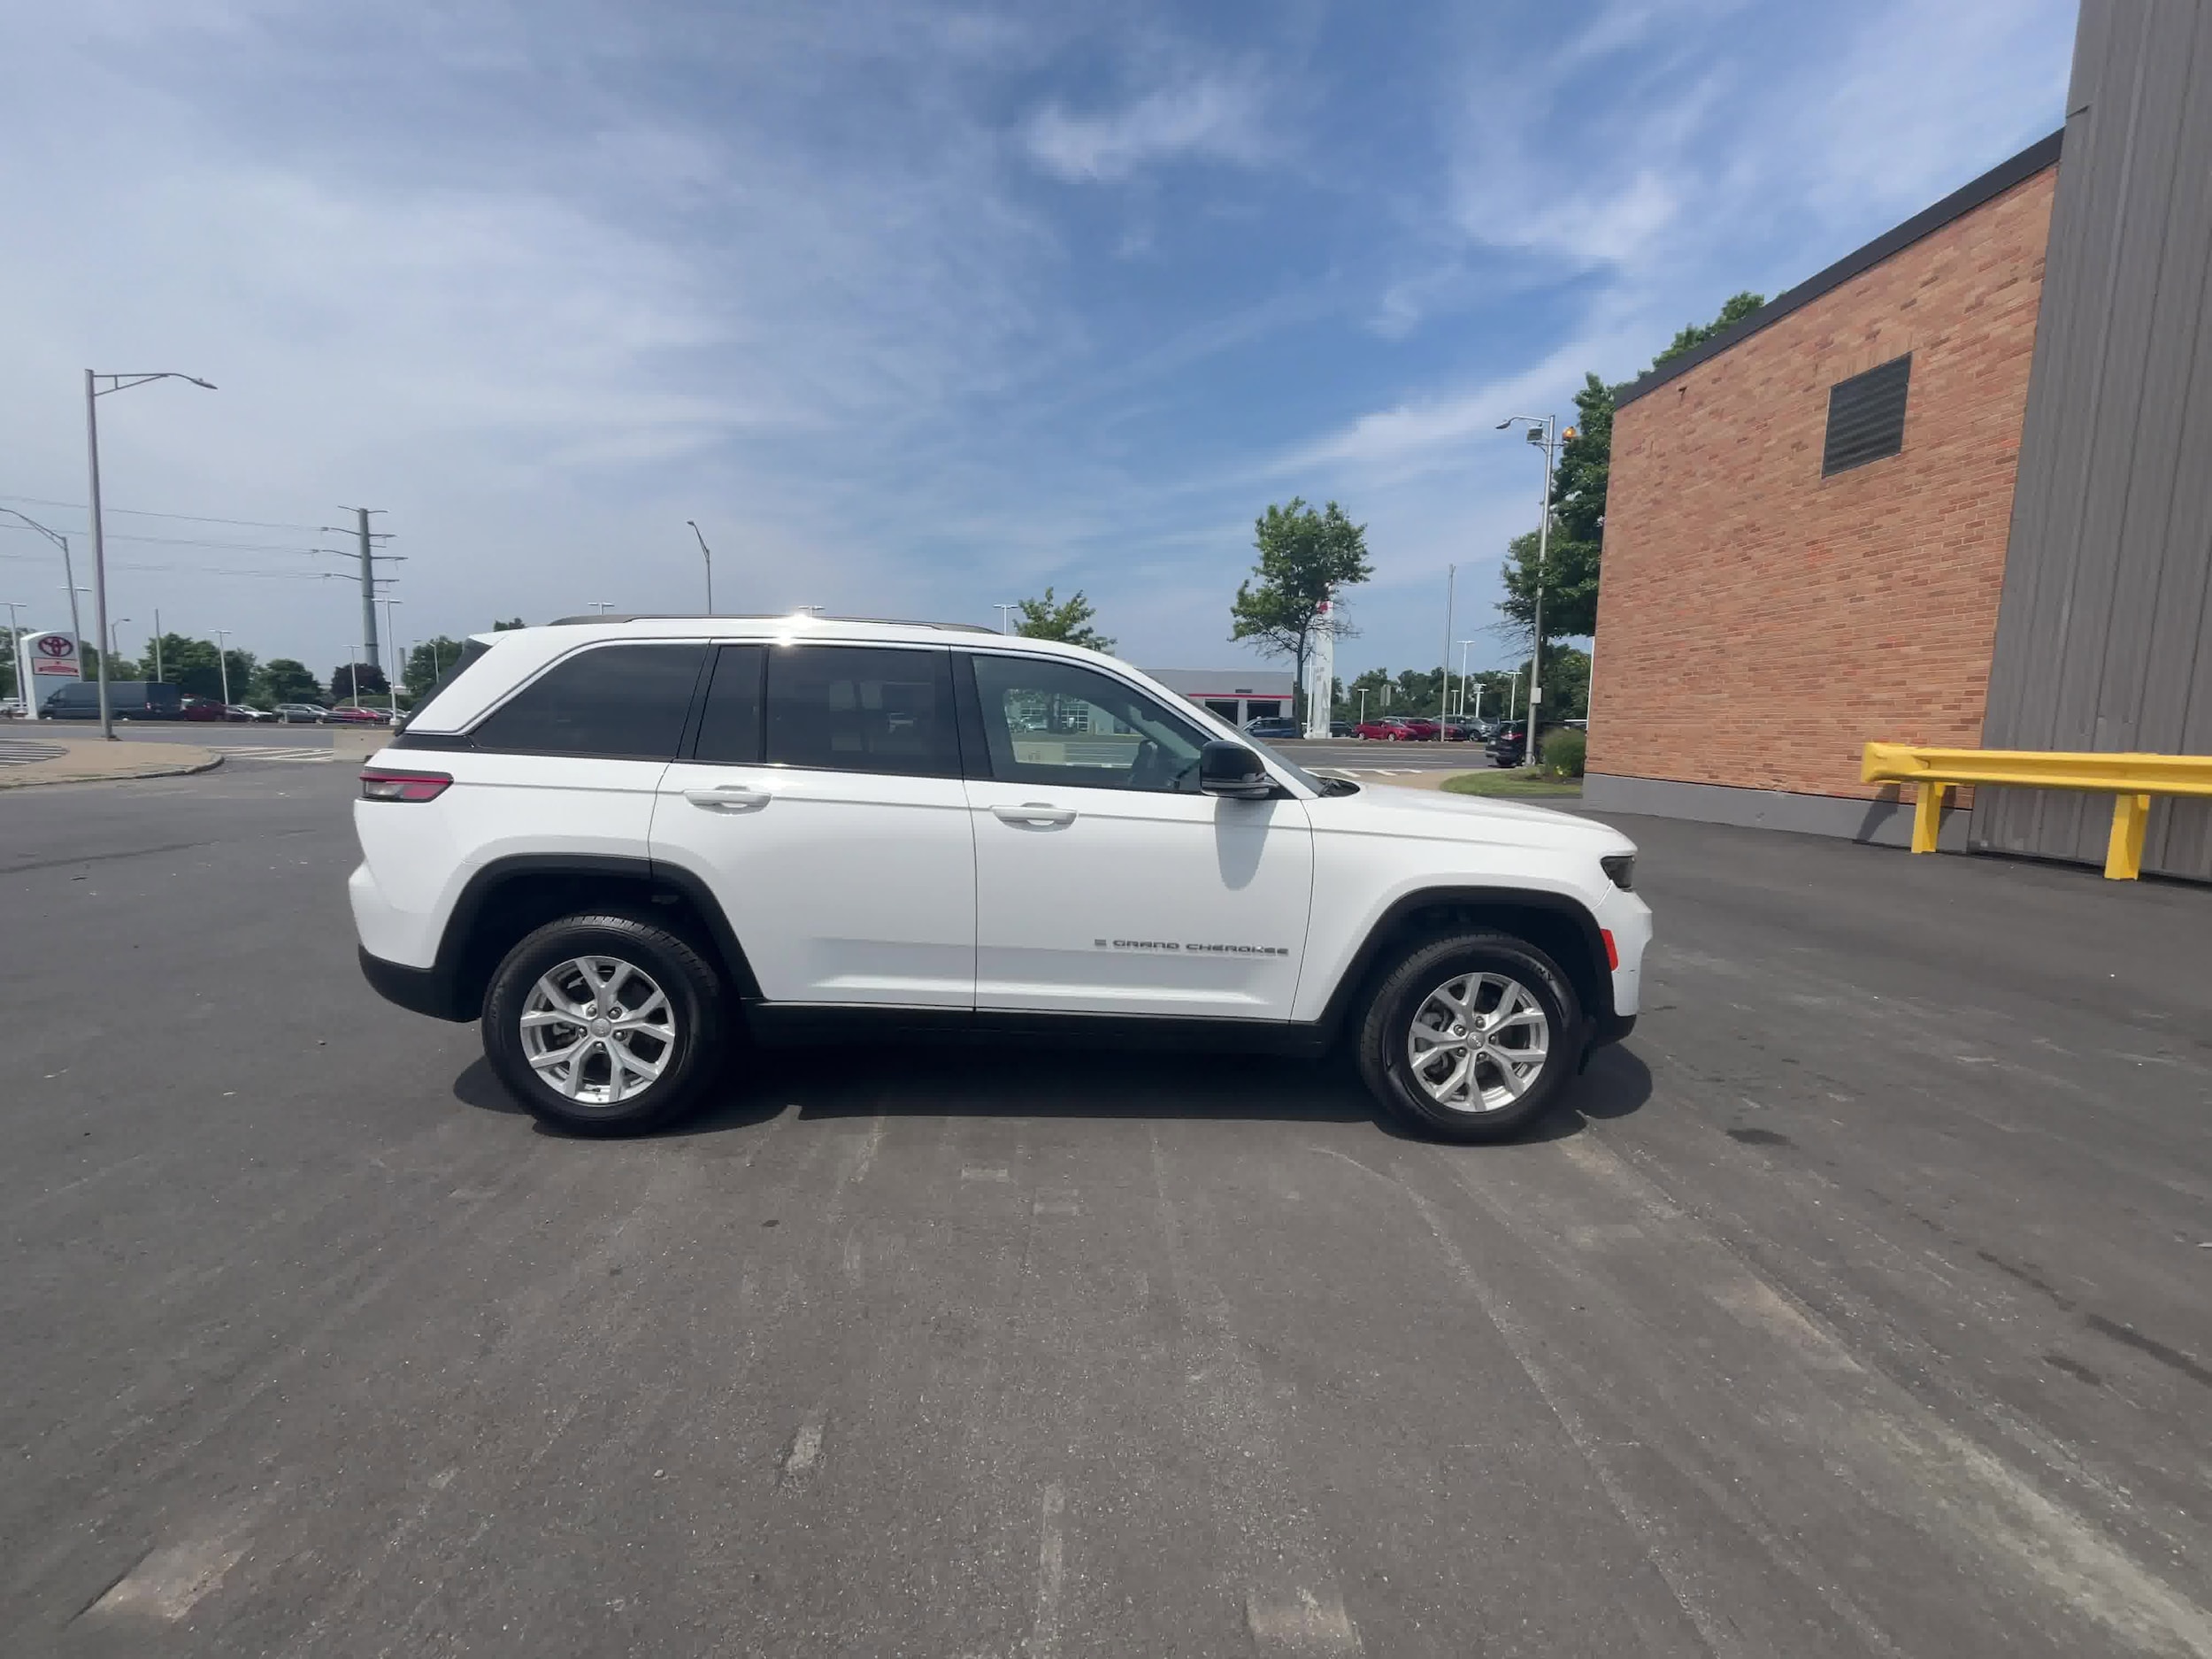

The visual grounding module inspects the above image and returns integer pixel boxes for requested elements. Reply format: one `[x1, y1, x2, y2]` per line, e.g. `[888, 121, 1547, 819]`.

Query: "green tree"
[144, 633, 220, 695]
[256, 658, 323, 704]
[1651, 289, 1766, 368]
[1012, 588, 1113, 652]
[78, 642, 139, 681]
[492, 617, 526, 632]
[1229, 498, 1373, 720]
[1497, 293, 1765, 653]
[404, 637, 468, 696]
[331, 661, 389, 702]
[1497, 646, 1592, 721]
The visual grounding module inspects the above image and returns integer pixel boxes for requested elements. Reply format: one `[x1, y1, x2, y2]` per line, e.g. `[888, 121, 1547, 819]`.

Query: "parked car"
[42, 680, 184, 720]
[1242, 716, 1302, 741]
[353, 617, 1649, 1142]
[1394, 717, 1441, 741]
[1353, 718, 1413, 741]
[1486, 720, 1573, 767]
[1329, 720, 1355, 737]
[275, 703, 329, 724]
[180, 695, 230, 722]
[0, 698, 25, 718]
[328, 704, 396, 726]
[227, 704, 276, 722]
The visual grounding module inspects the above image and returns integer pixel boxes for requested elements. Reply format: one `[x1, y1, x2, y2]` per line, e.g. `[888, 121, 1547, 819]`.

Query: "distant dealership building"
[1144, 668, 1294, 728]
[1586, 0, 2212, 881]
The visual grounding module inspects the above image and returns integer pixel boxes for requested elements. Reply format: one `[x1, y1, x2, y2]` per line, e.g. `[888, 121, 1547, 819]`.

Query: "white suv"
[350, 616, 1649, 1141]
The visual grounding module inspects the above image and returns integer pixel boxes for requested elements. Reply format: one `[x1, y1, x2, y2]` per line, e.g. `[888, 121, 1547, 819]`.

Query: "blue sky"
[0, 0, 2075, 681]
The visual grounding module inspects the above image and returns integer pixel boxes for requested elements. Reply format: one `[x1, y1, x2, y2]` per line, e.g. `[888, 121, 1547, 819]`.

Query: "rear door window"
[763, 645, 958, 777]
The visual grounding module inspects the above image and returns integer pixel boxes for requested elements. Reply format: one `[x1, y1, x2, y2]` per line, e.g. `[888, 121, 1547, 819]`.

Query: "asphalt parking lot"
[5, 764, 2209, 1657]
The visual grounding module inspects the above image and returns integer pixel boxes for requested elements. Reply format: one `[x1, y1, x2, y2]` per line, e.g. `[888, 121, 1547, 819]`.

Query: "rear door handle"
[685, 785, 771, 812]
[991, 802, 1077, 826]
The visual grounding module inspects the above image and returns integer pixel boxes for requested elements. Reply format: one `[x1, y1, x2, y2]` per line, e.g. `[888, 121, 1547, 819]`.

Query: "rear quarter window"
[471, 643, 706, 758]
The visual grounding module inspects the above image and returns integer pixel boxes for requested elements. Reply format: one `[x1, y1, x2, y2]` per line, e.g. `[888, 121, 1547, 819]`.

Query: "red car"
[180, 695, 229, 723]
[327, 704, 394, 726]
[1354, 718, 1412, 741]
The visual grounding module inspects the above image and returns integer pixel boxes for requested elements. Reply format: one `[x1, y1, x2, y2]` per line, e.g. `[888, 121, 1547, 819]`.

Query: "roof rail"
[541, 612, 1000, 633]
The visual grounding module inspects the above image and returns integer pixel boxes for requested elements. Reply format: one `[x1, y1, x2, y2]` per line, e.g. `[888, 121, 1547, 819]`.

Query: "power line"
[0, 550, 338, 580]
[0, 493, 326, 533]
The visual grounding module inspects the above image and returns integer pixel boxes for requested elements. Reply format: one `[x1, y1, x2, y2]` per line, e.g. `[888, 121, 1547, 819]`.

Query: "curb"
[0, 751, 226, 791]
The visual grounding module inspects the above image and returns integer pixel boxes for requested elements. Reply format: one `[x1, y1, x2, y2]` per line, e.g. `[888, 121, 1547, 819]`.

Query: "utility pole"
[353, 508, 381, 671]
[152, 608, 162, 684]
[215, 628, 232, 705]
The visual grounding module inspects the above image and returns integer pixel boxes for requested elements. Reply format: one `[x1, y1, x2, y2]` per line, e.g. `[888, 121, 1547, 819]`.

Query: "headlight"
[1600, 854, 1635, 892]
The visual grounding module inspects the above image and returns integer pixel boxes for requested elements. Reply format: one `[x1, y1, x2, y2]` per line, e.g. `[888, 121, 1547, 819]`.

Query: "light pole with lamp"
[215, 628, 233, 707]
[0, 510, 87, 662]
[87, 371, 216, 738]
[1455, 639, 1481, 718]
[1496, 414, 1560, 766]
[108, 618, 132, 667]
[995, 603, 1018, 634]
[687, 522, 714, 613]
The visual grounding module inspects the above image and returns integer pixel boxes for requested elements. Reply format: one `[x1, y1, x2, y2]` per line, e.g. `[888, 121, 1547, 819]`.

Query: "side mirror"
[1199, 740, 1275, 799]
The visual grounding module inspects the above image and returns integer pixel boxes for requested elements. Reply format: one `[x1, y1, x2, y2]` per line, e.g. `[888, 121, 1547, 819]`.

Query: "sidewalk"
[0, 729, 223, 789]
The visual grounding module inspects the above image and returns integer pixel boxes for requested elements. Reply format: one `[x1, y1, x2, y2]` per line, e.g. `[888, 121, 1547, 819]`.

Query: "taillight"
[360, 767, 451, 803]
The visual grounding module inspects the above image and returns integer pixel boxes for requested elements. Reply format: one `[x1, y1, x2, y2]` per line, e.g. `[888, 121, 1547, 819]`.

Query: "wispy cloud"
[0, 0, 2072, 680]
[1025, 68, 1274, 182]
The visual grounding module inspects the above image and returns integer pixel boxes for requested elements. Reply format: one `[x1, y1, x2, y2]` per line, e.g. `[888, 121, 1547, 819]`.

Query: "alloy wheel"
[518, 955, 677, 1108]
[1406, 971, 1550, 1113]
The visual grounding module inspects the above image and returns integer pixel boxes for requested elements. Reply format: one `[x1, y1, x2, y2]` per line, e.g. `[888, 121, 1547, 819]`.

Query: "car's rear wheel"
[1356, 932, 1578, 1142]
[482, 914, 727, 1136]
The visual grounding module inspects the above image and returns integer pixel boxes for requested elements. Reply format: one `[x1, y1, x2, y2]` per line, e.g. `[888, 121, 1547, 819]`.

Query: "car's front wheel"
[482, 914, 728, 1136]
[1356, 932, 1578, 1141]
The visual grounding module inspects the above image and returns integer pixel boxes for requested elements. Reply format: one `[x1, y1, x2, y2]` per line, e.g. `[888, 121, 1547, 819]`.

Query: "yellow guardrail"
[1862, 742, 2212, 879]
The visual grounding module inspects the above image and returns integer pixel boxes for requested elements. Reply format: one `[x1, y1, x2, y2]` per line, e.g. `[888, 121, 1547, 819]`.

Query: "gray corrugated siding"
[1976, 0, 2212, 879]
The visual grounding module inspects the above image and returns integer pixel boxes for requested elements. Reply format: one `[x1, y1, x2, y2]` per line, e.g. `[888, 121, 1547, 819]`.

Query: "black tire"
[1356, 931, 1580, 1142]
[482, 913, 728, 1137]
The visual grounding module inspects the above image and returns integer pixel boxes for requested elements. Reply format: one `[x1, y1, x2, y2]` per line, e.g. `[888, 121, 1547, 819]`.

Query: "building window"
[1822, 353, 1911, 477]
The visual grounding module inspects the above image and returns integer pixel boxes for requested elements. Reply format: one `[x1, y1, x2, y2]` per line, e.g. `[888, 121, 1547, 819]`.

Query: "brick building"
[1585, 0, 2212, 880]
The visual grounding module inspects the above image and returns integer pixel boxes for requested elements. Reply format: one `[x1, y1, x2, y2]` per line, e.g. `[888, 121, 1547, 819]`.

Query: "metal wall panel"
[1977, 0, 2212, 879]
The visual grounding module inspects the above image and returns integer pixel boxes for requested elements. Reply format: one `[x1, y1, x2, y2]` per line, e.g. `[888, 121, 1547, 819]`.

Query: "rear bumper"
[358, 945, 473, 1023]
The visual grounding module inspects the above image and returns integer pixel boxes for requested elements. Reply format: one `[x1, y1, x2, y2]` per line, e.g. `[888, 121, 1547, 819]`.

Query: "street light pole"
[1455, 639, 1479, 718]
[1440, 564, 1455, 738]
[995, 603, 1018, 634]
[381, 598, 403, 709]
[109, 617, 131, 663]
[86, 370, 216, 739]
[1497, 413, 1559, 767]
[215, 628, 232, 706]
[687, 522, 713, 613]
[0, 510, 85, 665]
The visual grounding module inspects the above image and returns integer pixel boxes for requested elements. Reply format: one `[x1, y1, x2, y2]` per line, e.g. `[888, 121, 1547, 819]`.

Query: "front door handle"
[685, 785, 771, 812]
[991, 802, 1077, 827]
